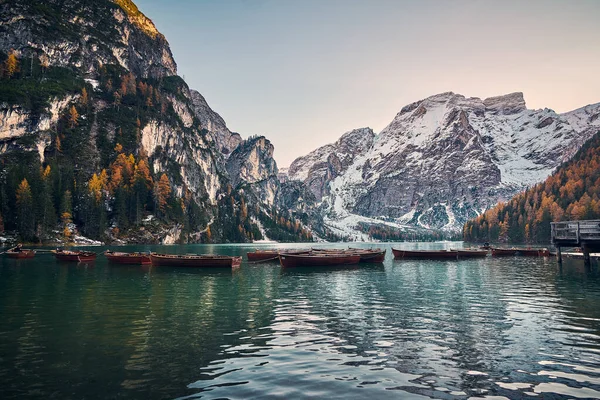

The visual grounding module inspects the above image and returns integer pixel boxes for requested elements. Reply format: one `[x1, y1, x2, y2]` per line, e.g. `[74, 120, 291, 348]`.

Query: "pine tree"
[61, 190, 73, 238]
[16, 179, 35, 240]
[39, 167, 57, 237]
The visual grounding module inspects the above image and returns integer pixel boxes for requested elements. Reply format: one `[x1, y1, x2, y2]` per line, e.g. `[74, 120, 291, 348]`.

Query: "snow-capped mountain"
[288, 127, 375, 199]
[285, 92, 600, 236]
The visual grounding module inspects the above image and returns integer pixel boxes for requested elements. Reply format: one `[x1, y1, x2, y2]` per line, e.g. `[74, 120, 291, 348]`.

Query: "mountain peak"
[113, 0, 162, 39]
[483, 92, 526, 114]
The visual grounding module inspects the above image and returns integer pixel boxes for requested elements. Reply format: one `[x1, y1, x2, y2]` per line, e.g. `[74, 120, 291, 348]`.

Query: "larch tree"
[39, 53, 49, 73]
[4, 49, 19, 78]
[154, 173, 171, 214]
[80, 87, 89, 106]
[68, 105, 79, 128]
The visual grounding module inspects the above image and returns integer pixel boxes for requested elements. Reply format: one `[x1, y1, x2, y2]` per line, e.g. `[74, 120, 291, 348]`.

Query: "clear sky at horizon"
[135, 0, 600, 166]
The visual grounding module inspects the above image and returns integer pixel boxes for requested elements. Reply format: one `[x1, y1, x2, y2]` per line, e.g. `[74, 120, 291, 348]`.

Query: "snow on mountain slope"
[287, 92, 600, 236]
[287, 127, 375, 199]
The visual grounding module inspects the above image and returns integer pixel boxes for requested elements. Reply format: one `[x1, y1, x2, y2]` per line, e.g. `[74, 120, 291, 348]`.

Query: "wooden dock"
[551, 220, 600, 265]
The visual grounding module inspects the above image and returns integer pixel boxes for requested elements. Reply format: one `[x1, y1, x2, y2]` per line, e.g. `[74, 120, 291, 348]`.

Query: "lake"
[1, 242, 600, 399]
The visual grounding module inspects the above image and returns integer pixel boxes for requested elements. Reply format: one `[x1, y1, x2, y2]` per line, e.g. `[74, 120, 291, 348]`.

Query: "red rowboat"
[491, 248, 519, 256]
[5, 248, 36, 259]
[348, 248, 386, 263]
[150, 253, 242, 268]
[247, 249, 309, 262]
[105, 250, 152, 265]
[54, 250, 97, 262]
[312, 248, 386, 263]
[278, 252, 361, 267]
[392, 249, 458, 260]
[453, 249, 489, 258]
[247, 250, 279, 262]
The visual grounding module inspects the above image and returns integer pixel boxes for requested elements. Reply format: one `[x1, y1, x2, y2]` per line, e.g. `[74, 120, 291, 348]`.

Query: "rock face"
[0, 0, 177, 79]
[287, 127, 375, 199]
[287, 92, 600, 234]
[190, 90, 242, 155]
[226, 136, 279, 207]
[0, 0, 313, 243]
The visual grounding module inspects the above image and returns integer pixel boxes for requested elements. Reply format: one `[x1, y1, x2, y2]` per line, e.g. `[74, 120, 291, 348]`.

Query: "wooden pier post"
[583, 245, 591, 268]
[556, 246, 562, 264]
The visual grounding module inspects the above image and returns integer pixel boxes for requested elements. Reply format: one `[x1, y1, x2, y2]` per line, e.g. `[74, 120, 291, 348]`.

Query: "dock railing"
[551, 220, 600, 243]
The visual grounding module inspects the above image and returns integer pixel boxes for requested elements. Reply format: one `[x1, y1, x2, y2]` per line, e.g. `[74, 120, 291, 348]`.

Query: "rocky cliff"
[0, 0, 311, 243]
[286, 92, 600, 236]
[288, 127, 375, 200]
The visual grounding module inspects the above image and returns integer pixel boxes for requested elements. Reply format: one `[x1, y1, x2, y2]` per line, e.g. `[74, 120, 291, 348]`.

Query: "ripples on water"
[1, 243, 600, 399]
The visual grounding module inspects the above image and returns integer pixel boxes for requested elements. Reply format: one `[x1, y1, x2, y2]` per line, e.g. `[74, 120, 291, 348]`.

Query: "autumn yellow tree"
[154, 173, 171, 213]
[88, 173, 105, 202]
[80, 87, 88, 105]
[4, 49, 19, 78]
[39, 53, 49, 73]
[68, 105, 79, 128]
[133, 159, 153, 188]
[42, 165, 51, 179]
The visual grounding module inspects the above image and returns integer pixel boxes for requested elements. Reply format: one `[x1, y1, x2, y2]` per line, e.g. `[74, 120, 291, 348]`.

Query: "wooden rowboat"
[312, 248, 386, 263]
[105, 250, 152, 265]
[150, 253, 242, 268]
[348, 248, 386, 263]
[5, 248, 36, 259]
[278, 253, 361, 268]
[247, 249, 309, 262]
[453, 249, 489, 258]
[54, 250, 97, 262]
[392, 249, 458, 260]
[490, 248, 519, 256]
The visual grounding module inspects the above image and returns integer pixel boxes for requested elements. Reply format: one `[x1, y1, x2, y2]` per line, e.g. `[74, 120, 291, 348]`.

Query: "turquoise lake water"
[1, 242, 600, 399]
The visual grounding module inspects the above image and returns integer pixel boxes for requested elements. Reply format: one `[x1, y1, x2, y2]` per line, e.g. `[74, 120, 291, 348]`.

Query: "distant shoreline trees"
[464, 130, 600, 244]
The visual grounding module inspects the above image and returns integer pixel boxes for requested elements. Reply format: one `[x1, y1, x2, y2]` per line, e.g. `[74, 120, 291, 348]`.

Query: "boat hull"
[455, 250, 489, 259]
[247, 249, 310, 262]
[491, 248, 519, 256]
[247, 251, 279, 262]
[6, 250, 36, 259]
[150, 254, 242, 268]
[314, 248, 386, 263]
[357, 251, 386, 263]
[278, 253, 361, 268]
[55, 251, 97, 262]
[105, 251, 152, 265]
[392, 249, 458, 260]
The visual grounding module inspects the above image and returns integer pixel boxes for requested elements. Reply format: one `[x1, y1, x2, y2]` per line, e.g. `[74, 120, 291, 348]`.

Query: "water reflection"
[1, 244, 600, 399]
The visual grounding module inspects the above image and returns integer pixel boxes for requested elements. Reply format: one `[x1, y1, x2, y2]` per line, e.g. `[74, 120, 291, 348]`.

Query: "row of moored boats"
[3, 244, 551, 268]
[249, 245, 551, 266]
[4, 247, 242, 267]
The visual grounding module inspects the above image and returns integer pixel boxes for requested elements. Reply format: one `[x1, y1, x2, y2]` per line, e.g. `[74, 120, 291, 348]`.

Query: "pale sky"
[135, 0, 600, 166]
